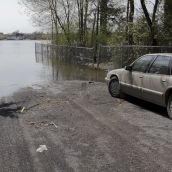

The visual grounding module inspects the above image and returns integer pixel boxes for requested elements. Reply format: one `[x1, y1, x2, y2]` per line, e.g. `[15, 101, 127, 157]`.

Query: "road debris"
[36, 145, 48, 153]
[27, 120, 58, 129]
[27, 121, 48, 129]
[27, 103, 40, 110]
[49, 121, 58, 128]
[20, 107, 25, 113]
[19, 104, 40, 113]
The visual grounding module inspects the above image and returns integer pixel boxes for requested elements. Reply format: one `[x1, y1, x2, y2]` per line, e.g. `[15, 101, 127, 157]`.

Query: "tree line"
[21, 0, 172, 47]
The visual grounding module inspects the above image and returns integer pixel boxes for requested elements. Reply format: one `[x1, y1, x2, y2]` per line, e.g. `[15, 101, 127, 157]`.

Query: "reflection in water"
[35, 44, 106, 82]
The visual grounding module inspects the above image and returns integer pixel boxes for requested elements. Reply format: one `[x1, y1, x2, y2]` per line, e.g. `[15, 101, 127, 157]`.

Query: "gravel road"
[0, 81, 172, 172]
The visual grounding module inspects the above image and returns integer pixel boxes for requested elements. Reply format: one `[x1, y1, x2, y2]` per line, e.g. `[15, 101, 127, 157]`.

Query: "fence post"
[47, 44, 48, 58]
[35, 43, 37, 54]
[96, 44, 101, 69]
[35, 43, 38, 62]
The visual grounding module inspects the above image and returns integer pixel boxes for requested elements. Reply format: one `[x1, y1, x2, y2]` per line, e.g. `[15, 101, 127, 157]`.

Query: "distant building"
[5, 33, 24, 40]
[3, 32, 49, 40]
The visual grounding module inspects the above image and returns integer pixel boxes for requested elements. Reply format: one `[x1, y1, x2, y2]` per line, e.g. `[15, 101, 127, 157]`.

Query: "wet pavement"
[0, 81, 172, 172]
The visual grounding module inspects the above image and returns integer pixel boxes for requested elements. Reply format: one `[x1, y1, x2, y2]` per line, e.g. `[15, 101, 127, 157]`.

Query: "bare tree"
[22, 0, 155, 46]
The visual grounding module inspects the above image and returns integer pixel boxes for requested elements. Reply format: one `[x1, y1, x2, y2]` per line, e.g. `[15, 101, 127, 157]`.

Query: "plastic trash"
[36, 145, 48, 153]
[20, 107, 25, 113]
[49, 122, 58, 128]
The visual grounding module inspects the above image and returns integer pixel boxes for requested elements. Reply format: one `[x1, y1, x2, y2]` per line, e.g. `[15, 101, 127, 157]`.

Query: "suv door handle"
[162, 79, 166, 82]
[139, 76, 143, 78]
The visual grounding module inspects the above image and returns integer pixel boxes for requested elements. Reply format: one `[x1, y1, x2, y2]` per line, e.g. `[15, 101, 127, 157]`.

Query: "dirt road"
[0, 81, 172, 172]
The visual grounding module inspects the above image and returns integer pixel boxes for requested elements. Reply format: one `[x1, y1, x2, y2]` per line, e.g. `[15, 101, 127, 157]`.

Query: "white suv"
[105, 53, 172, 119]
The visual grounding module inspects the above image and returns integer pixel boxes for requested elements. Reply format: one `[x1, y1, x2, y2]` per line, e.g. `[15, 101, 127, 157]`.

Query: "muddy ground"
[0, 81, 172, 172]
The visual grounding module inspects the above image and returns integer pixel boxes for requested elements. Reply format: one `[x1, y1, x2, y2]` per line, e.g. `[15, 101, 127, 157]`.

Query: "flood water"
[0, 40, 106, 97]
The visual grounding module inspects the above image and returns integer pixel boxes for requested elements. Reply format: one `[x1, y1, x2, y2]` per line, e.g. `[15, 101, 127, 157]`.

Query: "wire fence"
[35, 43, 172, 69]
[98, 45, 172, 68]
[35, 43, 94, 65]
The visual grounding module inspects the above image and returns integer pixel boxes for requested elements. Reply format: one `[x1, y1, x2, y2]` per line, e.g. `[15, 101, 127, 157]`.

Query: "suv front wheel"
[167, 95, 172, 119]
[108, 76, 124, 98]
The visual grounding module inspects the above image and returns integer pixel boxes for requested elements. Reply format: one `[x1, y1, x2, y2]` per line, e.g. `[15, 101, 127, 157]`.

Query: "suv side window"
[132, 55, 154, 73]
[149, 56, 170, 75]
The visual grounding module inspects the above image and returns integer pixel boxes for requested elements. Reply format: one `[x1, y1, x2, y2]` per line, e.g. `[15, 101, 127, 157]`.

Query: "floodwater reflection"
[35, 46, 106, 82]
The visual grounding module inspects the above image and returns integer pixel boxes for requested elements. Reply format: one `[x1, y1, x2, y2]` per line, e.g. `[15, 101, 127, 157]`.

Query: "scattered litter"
[27, 120, 58, 129]
[28, 121, 36, 125]
[36, 145, 48, 153]
[27, 103, 40, 110]
[27, 121, 48, 129]
[20, 107, 25, 113]
[49, 121, 58, 128]
[20, 103, 40, 113]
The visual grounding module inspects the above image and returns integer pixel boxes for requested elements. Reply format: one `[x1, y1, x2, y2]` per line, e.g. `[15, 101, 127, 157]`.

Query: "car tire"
[167, 95, 172, 119]
[108, 76, 124, 98]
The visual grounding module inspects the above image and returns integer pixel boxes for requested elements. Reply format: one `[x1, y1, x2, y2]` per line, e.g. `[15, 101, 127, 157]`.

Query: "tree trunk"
[164, 0, 172, 44]
[100, 0, 108, 44]
[91, 12, 96, 47]
[140, 0, 159, 46]
[128, 0, 134, 45]
[77, 0, 85, 46]
[126, 0, 135, 45]
[94, 2, 100, 63]
[83, 0, 88, 46]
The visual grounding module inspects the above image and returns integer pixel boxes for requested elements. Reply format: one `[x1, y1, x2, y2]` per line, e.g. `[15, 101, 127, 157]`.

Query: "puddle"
[0, 103, 19, 118]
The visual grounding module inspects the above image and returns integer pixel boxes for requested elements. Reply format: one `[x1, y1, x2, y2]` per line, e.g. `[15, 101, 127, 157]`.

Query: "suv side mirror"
[125, 66, 132, 71]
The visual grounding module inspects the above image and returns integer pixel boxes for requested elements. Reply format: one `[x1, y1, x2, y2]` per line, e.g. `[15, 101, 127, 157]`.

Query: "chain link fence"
[99, 45, 172, 68]
[35, 43, 94, 65]
[35, 43, 172, 69]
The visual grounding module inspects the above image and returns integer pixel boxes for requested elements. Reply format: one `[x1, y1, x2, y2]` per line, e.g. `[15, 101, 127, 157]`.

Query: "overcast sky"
[0, 0, 37, 34]
[0, 0, 150, 34]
